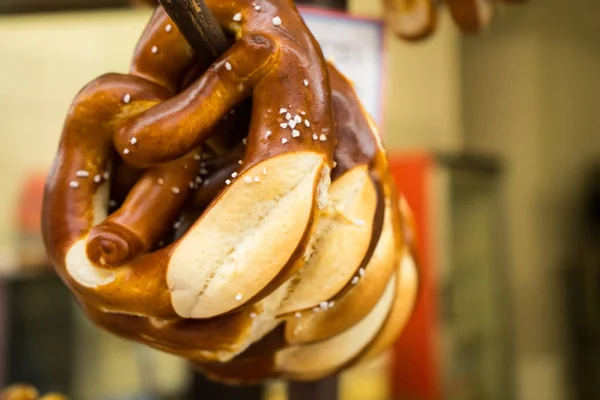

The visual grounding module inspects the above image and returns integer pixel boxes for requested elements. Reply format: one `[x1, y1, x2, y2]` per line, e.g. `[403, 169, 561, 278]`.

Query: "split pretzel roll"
[192, 63, 418, 383]
[196, 205, 419, 384]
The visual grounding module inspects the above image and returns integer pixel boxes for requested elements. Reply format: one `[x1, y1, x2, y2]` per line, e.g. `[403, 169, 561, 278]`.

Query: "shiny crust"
[42, 1, 418, 383]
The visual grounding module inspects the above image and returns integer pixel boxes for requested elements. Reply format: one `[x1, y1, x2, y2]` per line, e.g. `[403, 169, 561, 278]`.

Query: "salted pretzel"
[43, 0, 336, 366]
[72, 60, 412, 377]
[44, 0, 334, 321]
[42, 1, 416, 382]
[97, 59, 414, 382]
[82, 62, 417, 382]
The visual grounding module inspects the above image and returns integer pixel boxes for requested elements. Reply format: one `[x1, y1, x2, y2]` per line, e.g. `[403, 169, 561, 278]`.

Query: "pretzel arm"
[114, 33, 277, 168]
[86, 150, 201, 266]
[83, 5, 226, 268]
[42, 73, 169, 279]
[44, 9, 228, 314]
[130, 6, 197, 94]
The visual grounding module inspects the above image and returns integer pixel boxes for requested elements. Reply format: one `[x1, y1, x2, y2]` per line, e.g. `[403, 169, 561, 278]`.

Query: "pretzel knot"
[42, 1, 419, 382]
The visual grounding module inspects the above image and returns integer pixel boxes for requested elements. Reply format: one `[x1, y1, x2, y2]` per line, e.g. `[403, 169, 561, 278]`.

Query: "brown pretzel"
[43, 0, 335, 363]
[44, 0, 335, 318]
[76, 61, 405, 371]
[42, 1, 417, 383]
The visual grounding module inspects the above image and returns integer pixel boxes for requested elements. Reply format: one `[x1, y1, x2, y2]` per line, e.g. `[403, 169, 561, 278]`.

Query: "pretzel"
[383, 0, 527, 40]
[71, 61, 405, 373]
[42, 1, 416, 383]
[446, 0, 495, 33]
[44, 0, 334, 319]
[43, 0, 335, 363]
[0, 385, 66, 400]
[383, 0, 437, 41]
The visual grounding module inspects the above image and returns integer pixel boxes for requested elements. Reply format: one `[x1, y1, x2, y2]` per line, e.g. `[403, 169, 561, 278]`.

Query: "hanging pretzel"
[73, 60, 410, 374]
[383, 0, 527, 40]
[446, 0, 495, 33]
[43, 1, 334, 364]
[383, 0, 437, 41]
[44, 0, 334, 321]
[42, 1, 417, 383]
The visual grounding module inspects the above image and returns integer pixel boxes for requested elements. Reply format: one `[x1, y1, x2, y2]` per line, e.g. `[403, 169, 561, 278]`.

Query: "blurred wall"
[461, 1, 600, 400]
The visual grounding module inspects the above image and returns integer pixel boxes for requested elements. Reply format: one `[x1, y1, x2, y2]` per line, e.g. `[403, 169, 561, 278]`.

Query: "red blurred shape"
[388, 151, 442, 400]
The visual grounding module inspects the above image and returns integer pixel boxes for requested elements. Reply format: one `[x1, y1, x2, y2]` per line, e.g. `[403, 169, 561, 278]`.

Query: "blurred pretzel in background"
[384, 0, 528, 41]
[42, 0, 417, 383]
[0, 384, 67, 400]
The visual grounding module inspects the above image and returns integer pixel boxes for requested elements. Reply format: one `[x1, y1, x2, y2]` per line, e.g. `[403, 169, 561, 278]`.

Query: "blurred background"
[0, 0, 598, 399]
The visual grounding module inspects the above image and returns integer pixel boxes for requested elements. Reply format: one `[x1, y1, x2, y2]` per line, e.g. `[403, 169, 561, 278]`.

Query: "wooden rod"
[157, 0, 228, 70]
